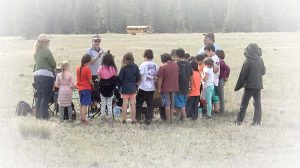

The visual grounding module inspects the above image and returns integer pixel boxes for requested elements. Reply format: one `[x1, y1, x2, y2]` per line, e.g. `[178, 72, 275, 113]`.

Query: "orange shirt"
[76, 65, 92, 91]
[189, 71, 201, 96]
[198, 64, 204, 92]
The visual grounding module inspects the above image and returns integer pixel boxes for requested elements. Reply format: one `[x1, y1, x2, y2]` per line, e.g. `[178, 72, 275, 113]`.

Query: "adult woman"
[33, 34, 56, 119]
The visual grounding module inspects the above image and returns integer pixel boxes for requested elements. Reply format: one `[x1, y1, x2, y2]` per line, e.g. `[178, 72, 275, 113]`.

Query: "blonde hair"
[34, 40, 49, 55]
[61, 61, 69, 80]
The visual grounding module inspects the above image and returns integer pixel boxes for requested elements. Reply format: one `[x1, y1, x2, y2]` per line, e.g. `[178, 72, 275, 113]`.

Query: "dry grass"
[0, 33, 300, 168]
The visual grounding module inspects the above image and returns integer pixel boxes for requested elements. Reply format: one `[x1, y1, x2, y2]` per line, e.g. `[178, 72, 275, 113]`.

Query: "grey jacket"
[234, 43, 266, 91]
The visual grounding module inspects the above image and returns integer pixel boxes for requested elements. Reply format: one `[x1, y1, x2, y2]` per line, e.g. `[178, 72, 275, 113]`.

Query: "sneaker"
[80, 120, 89, 125]
[205, 116, 212, 120]
[234, 120, 242, 126]
[145, 120, 151, 125]
[191, 117, 198, 121]
[122, 120, 127, 124]
[99, 117, 107, 125]
[68, 119, 73, 123]
[107, 118, 114, 128]
[250, 122, 260, 126]
[131, 120, 137, 124]
[181, 117, 187, 122]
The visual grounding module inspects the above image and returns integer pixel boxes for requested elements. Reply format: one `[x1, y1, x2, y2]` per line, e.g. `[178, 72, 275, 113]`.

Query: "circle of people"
[33, 33, 265, 127]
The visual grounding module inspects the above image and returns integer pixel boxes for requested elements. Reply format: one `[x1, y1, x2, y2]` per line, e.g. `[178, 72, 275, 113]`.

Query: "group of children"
[54, 45, 230, 126]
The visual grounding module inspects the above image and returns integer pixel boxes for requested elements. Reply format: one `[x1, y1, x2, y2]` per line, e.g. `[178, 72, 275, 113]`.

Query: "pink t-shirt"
[97, 66, 117, 79]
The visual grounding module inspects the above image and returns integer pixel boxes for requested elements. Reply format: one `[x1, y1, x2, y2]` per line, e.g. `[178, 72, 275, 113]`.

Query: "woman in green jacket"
[33, 34, 56, 119]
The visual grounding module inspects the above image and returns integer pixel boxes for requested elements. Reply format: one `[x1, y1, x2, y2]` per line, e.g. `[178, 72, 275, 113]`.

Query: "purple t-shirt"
[219, 59, 230, 80]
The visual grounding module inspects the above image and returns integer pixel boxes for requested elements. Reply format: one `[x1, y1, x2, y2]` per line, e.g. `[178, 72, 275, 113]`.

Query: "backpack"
[16, 101, 32, 116]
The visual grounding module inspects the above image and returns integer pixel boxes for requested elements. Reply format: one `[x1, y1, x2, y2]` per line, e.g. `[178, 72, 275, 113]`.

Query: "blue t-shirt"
[198, 43, 222, 55]
[119, 63, 141, 94]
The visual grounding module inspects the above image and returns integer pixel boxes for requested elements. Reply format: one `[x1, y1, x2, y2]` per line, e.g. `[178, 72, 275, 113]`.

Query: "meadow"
[0, 33, 299, 168]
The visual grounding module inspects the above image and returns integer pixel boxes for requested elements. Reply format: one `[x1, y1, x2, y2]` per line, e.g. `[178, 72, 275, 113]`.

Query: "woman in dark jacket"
[234, 43, 266, 125]
[33, 34, 56, 119]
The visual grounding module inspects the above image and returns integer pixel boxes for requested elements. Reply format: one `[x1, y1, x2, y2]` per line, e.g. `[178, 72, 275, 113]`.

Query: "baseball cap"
[203, 32, 215, 40]
[92, 34, 101, 40]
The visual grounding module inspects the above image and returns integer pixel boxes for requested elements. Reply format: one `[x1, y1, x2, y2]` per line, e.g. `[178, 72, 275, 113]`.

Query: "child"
[97, 53, 118, 127]
[174, 48, 193, 121]
[204, 44, 220, 114]
[216, 50, 230, 115]
[157, 53, 179, 123]
[186, 61, 201, 120]
[76, 54, 94, 125]
[234, 43, 265, 125]
[119, 52, 141, 124]
[55, 61, 75, 122]
[202, 58, 215, 119]
[136, 49, 159, 125]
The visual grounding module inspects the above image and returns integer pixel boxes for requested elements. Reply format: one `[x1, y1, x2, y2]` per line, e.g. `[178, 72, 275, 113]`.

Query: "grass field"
[0, 33, 300, 168]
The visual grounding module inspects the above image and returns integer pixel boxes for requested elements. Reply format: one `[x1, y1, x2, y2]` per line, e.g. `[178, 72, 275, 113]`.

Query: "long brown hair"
[80, 54, 92, 76]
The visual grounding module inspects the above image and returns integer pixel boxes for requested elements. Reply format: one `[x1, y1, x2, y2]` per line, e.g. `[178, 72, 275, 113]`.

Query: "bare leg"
[165, 106, 171, 123]
[130, 98, 137, 122]
[81, 105, 88, 121]
[122, 98, 129, 122]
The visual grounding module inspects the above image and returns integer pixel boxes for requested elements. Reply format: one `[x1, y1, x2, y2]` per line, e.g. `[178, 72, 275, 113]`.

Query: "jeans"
[34, 75, 54, 119]
[136, 89, 154, 121]
[59, 106, 72, 121]
[204, 86, 214, 117]
[218, 79, 225, 114]
[186, 96, 200, 119]
[237, 88, 262, 124]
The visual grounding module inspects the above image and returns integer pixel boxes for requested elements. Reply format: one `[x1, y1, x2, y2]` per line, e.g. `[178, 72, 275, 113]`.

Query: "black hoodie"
[234, 43, 266, 91]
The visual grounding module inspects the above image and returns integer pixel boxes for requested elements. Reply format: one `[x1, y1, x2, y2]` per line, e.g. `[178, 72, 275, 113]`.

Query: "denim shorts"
[174, 93, 187, 108]
[161, 92, 175, 107]
[79, 90, 92, 105]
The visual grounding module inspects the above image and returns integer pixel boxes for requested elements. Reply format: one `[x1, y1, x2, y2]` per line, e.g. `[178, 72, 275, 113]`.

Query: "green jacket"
[33, 48, 56, 72]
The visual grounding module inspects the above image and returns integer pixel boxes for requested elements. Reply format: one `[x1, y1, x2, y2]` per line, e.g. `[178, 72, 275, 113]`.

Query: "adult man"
[198, 32, 222, 55]
[86, 34, 106, 109]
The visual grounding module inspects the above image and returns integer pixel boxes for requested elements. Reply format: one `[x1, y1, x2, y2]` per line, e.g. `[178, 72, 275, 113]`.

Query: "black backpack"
[16, 101, 32, 116]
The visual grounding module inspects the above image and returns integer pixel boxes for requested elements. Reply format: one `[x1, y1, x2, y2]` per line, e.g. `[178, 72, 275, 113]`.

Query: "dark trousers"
[237, 88, 262, 124]
[136, 89, 154, 121]
[34, 75, 54, 119]
[186, 96, 199, 119]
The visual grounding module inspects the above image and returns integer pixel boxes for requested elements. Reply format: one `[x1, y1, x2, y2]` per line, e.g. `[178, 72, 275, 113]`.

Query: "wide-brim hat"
[37, 34, 50, 42]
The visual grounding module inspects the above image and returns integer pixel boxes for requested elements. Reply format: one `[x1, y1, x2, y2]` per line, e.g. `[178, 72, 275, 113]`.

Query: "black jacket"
[235, 44, 266, 91]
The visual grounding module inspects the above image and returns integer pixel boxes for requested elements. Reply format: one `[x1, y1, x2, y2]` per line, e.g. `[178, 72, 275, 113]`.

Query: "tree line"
[0, 0, 299, 38]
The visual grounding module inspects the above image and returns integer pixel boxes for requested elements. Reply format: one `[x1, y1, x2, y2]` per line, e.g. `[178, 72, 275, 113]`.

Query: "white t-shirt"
[211, 54, 220, 86]
[202, 66, 214, 89]
[139, 61, 159, 91]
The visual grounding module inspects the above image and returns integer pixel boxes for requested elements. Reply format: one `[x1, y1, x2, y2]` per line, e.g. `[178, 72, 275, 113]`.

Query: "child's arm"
[213, 65, 219, 73]
[54, 75, 59, 88]
[86, 68, 94, 87]
[89, 79, 94, 87]
[234, 61, 249, 91]
[202, 72, 209, 82]
[157, 76, 163, 93]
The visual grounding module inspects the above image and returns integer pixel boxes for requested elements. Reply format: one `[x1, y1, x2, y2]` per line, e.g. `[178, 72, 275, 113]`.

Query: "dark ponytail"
[80, 54, 92, 76]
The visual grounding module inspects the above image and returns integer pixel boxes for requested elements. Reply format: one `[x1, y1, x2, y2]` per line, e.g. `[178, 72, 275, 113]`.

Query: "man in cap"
[198, 33, 222, 55]
[86, 34, 107, 111]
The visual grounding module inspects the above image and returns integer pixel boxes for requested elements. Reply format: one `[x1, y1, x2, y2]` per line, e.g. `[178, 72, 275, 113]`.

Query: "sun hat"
[37, 34, 50, 42]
